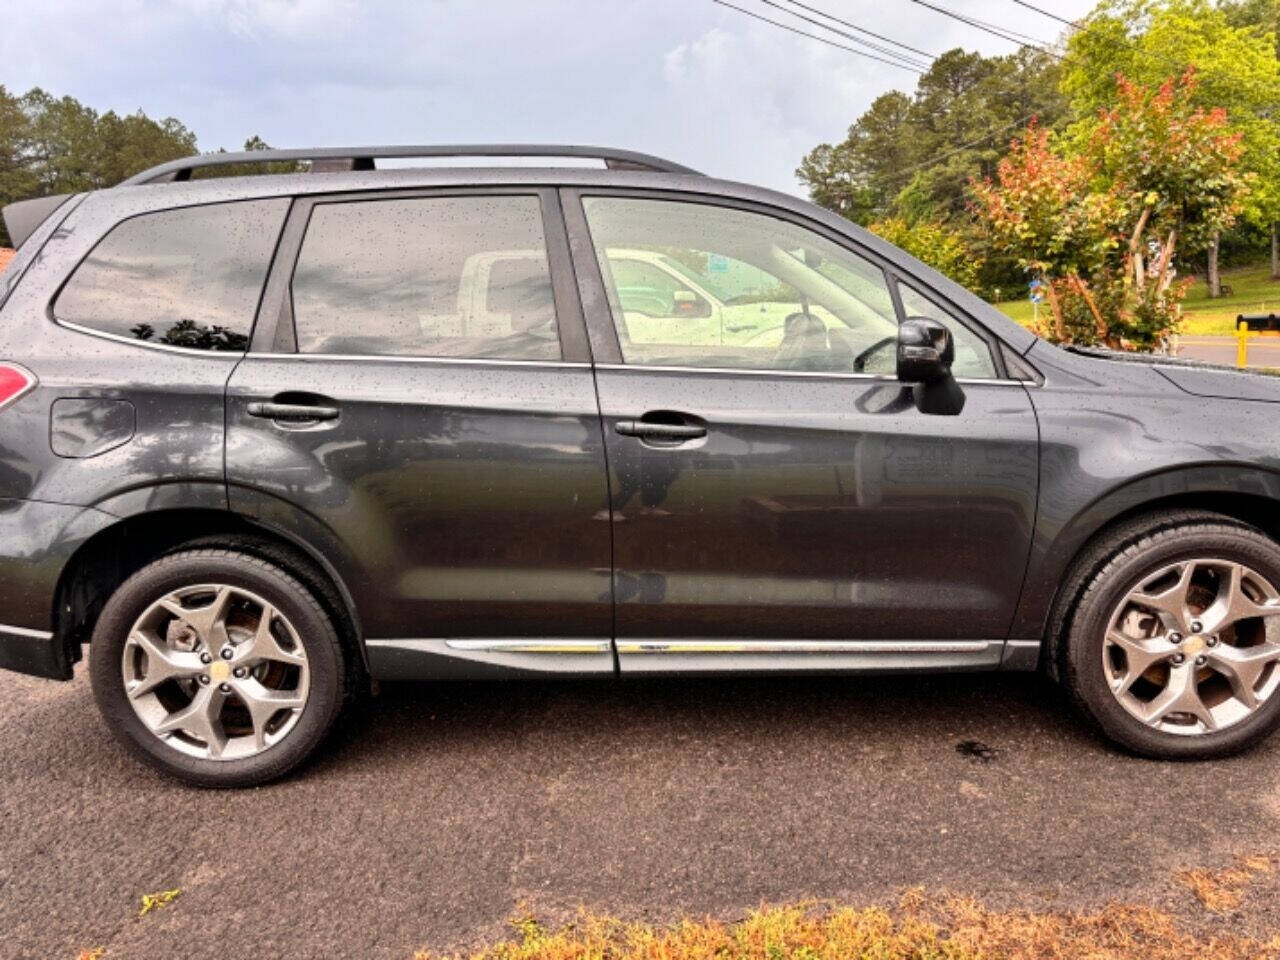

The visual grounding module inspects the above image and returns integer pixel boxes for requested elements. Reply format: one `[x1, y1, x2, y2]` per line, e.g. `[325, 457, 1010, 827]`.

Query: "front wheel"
[1063, 517, 1280, 759]
[89, 549, 345, 787]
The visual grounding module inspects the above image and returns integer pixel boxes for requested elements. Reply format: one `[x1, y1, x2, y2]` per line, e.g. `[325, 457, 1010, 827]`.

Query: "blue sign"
[708, 254, 729, 274]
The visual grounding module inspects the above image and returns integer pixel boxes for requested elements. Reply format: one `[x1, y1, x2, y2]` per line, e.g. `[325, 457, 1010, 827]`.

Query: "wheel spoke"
[1129, 562, 1195, 631]
[1106, 628, 1172, 695]
[235, 677, 306, 750]
[159, 585, 233, 651]
[235, 603, 305, 668]
[1201, 563, 1280, 634]
[125, 631, 204, 699]
[1141, 662, 1216, 731]
[154, 684, 229, 757]
[1208, 642, 1280, 709]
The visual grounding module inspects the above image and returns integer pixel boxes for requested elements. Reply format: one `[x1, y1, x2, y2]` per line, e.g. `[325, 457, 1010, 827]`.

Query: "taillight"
[0, 363, 35, 410]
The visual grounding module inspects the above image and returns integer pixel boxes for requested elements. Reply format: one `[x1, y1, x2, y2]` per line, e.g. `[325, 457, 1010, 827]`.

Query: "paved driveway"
[5, 668, 1280, 959]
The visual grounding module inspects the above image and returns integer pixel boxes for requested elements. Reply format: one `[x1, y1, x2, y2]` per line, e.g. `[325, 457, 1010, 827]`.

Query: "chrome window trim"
[592, 362, 1028, 386]
[55, 319, 247, 358]
[248, 352, 591, 369]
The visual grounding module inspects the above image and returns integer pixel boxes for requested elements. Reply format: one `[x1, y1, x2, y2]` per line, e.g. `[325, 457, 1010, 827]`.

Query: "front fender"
[1010, 463, 1280, 640]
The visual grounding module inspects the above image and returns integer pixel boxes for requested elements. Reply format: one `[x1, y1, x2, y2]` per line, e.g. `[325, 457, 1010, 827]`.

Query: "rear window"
[289, 195, 560, 360]
[54, 199, 289, 351]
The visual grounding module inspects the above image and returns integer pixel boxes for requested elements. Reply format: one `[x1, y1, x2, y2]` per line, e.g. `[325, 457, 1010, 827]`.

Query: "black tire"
[1061, 512, 1280, 760]
[89, 549, 345, 787]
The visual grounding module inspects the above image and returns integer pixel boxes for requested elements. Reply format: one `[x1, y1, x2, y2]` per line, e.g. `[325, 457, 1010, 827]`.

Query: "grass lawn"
[993, 262, 1280, 336]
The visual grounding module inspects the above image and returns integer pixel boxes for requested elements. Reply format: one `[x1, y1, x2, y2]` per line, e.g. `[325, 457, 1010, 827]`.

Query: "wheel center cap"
[208, 660, 231, 683]
[1183, 635, 1207, 656]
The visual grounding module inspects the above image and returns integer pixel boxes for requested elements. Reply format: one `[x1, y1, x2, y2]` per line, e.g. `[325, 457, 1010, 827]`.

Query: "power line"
[755, 0, 932, 69]
[710, 0, 926, 72]
[777, 0, 938, 63]
[901, 0, 1065, 60]
[1006, 0, 1077, 28]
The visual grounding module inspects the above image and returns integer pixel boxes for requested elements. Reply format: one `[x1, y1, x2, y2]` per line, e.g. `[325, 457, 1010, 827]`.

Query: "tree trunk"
[1207, 233, 1221, 298]
[1272, 223, 1279, 281]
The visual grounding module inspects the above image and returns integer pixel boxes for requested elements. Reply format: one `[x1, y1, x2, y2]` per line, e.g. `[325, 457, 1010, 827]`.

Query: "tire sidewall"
[1068, 525, 1280, 759]
[89, 552, 343, 787]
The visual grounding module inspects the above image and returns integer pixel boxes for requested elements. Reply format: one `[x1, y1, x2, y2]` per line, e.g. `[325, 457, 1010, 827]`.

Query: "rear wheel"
[1063, 517, 1280, 759]
[90, 549, 345, 787]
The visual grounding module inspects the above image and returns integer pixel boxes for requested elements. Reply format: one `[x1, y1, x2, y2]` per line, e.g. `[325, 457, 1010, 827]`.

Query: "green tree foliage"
[972, 72, 1249, 348]
[1061, 0, 1280, 291]
[0, 86, 197, 246]
[867, 216, 982, 290]
[797, 48, 1067, 228]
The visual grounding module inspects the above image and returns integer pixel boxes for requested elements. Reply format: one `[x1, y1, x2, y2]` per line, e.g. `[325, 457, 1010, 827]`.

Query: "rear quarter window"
[54, 198, 289, 351]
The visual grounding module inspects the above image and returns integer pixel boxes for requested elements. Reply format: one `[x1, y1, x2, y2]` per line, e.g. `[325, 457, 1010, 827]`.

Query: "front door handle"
[615, 419, 707, 441]
[247, 401, 340, 422]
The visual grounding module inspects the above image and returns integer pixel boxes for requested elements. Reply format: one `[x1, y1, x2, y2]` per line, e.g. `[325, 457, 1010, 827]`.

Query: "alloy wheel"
[1104, 558, 1280, 735]
[121, 583, 310, 760]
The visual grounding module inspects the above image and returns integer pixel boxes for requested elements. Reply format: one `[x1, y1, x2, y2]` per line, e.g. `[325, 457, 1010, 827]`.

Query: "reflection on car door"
[567, 190, 1039, 673]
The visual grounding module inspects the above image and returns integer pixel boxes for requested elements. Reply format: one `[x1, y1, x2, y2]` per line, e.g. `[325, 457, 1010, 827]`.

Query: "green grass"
[993, 262, 1280, 336]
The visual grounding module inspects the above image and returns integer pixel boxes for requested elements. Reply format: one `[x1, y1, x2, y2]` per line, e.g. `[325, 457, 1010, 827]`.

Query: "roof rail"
[120, 144, 703, 185]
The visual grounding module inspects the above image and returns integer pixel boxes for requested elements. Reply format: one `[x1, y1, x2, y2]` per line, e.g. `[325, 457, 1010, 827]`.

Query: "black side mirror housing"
[897, 317, 965, 416]
[896, 317, 954, 383]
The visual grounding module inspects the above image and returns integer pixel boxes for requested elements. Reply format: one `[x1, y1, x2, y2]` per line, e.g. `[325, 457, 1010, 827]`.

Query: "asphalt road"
[5, 667, 1280, 959]
[1177, 334, 1280, 367]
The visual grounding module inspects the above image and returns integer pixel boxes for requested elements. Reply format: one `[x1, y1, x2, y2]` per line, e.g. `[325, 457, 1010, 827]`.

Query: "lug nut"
[199, 651, 212, 664]
[1191, 621, 1204, 634]
[233, 666, 247, 679]
[1169, 632, 1183, 644]
[218, 682, 231, 693]
[1207, 636, 1219, 647]
[1196, 655, 1208, 666]
[198, 674, 210, 685]
[220, 647, 234, 660]
[1172, 653, 1186, 665]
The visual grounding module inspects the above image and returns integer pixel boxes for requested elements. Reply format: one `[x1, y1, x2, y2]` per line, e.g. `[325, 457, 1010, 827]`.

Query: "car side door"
[563, 189, 1040, 673]
[225, 188, 614, 677]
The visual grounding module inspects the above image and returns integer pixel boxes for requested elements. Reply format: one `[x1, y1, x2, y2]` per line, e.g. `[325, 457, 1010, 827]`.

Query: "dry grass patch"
[415, 891, 1280, 960]
[1178, 854, 1277, 912]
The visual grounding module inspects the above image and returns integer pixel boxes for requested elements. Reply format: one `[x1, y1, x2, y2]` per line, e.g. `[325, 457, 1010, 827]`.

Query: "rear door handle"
[615, 419, 707, 441]
[247, 401, 340, 422]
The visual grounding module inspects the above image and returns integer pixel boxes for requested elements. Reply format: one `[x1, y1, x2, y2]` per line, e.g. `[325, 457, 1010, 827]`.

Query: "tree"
[0, 88, 196, 246]
[972, 72, 1249, 348]
[1061, 0, 1280, 294]
[797, 48, 1066, 229]
[868, 217, 983, 290]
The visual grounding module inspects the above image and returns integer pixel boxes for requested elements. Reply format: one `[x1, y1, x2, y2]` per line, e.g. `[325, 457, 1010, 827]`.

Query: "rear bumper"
[0, 497, 116, 680]
[0, 623, 67, 680]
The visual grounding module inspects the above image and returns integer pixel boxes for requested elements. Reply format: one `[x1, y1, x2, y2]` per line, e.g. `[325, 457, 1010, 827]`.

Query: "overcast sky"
[1, 0, 1095, 195]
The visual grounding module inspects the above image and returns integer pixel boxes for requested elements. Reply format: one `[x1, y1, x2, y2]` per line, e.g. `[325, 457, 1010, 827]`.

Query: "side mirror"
[896, 317, 965, 416]
[896, 317, 954, 383]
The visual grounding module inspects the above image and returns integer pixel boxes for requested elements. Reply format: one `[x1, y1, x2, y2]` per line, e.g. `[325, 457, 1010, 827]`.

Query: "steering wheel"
[853, 335, 896, 373]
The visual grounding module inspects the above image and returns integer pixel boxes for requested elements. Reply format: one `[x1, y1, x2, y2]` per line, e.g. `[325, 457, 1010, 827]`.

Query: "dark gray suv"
[3, 145, 1279, 787]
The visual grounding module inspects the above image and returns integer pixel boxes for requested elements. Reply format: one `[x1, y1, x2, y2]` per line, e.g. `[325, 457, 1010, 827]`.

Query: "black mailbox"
[1237, 313, 1280, 332]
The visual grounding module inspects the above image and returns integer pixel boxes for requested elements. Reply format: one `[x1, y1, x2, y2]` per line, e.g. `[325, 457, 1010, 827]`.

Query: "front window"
[581, 196, 900, 373]
[580, 196, 998, 379]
